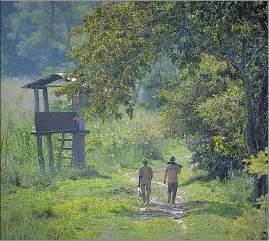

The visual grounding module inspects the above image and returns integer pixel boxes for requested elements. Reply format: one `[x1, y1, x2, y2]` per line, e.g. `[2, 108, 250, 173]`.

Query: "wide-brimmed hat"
[143, 158, 148, 164]
[170, 157, 176, 162]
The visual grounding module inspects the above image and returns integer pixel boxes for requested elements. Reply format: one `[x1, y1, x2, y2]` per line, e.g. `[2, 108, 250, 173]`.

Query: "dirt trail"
[124, 171, 188, 232]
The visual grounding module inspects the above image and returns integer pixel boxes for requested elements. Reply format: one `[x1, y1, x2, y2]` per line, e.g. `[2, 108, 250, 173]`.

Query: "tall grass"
[1, 98, 37, 193]
[1, 96, 171, 192]
[84, 107, 170, 174]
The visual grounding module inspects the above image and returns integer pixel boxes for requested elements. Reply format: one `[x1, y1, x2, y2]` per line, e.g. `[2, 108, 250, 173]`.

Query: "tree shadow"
[186, 200, 244, 218]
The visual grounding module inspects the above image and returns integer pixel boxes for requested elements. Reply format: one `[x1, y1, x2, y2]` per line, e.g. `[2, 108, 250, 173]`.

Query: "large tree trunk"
[242, 70, 259, 206]
[241, 40, 268, 207]
[242, 81, 258, 206]
[255, 72, 268, 152]
[255, 72, 268, 205]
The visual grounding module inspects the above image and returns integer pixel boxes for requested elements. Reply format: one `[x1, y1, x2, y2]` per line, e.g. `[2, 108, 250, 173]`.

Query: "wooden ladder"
[57, 133, 73, 169]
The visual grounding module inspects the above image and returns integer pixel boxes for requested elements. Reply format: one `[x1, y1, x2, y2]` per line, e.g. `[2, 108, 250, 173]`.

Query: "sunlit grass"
[1, 155, 252, 240]
[1, 100, 252, 240]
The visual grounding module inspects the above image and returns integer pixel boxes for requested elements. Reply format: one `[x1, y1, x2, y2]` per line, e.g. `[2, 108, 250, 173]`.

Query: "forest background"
[1, 1, 268, 240]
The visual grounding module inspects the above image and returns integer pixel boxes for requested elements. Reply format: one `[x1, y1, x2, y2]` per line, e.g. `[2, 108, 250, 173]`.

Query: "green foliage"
[1, 98, 36, 191]
[154, 55, 245, 179]
[234, 149, 268, 240]
[2, 1, 93, 76]
[49, 99, 72, 112]
[223, 170, 253, 202]
[194, 151, 243, 181]
[244, 148, 268, 177]
[85, 108, 168, 172]
[235, 195, 268, 240]
[155, 54, 229, 142]
[197, 84, 247, 158]
[54, 1, 196, 119]
[134, 56, 180, 110]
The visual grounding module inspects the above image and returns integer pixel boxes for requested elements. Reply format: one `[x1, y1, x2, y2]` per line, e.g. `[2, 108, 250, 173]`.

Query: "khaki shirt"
[139, 165, 153, 184]
[165, 163, 180, 183]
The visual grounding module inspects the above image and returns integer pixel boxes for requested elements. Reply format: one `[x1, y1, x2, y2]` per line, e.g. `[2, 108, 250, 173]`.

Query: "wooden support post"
[77, 92, 86, 168]
[34, 88, 45, 172]
[46, 134, 54, 172]
[72, 133, 79, 166]
[72, 93, 87, 168]
[78, 133, 86, 168]
[72, 98, 77, 166]
[72, 98, 77, 112]
[43, 87, 49, 112]
[34, 88, 40, 112]
[43, 87, 54, 173]
[57, 133, 65, 170]
[37, 134, 45, 173]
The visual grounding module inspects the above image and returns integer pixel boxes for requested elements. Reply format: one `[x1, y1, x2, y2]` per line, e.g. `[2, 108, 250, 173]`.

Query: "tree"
[189, 1, 268, 205]
[2, 1, 93, 76]
[155, 54, 244, 180]
[54, 2, 177, 119]
[1, 1, 25, 76]
[196, 84, 246, 158]
[134, 56, 180, 110]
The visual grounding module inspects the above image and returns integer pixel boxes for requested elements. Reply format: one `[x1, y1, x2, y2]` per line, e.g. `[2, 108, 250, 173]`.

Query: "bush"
[193, 151, 243, 181]
[235, 194, 268, 240]
[223, 170, 253, 202]
[234, 149, 268, 240]
[84, 108, 170, 173]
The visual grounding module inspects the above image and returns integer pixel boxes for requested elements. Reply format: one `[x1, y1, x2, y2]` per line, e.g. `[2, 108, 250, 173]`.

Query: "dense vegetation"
[1, 1, 268, 240]
[55, 0, 268, 205]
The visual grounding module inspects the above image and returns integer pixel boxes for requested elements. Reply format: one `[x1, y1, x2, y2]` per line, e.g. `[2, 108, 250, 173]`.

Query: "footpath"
[125, 169, 188, 232]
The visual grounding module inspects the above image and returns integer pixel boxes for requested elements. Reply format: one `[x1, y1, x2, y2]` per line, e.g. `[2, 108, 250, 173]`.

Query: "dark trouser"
[168, 182, 178, 204]
[141, 183, 151, 203]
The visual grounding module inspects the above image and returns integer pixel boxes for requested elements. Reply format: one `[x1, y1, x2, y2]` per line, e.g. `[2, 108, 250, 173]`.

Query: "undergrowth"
[1, 95, 265, 240]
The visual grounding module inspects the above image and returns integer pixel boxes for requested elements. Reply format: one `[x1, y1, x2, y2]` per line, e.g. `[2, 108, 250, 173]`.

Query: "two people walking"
[138, 156, 182, 206]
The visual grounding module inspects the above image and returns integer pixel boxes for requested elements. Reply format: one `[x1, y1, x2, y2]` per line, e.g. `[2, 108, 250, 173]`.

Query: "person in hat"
[138, 158, 153, 205]
[164, 156, 182, 206]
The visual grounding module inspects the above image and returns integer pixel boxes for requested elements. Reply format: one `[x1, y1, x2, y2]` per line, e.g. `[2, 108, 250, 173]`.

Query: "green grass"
[138, 155, 252, 240]
[1, 142, 252, 240]
[1, 175, 139, 240]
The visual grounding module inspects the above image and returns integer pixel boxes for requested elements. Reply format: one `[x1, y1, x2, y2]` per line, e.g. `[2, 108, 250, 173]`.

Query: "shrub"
[223, 170, 253, 202]
[84, 108, 170, 173]
[194, 151, 243, 181]
[234, 149, 268, 240]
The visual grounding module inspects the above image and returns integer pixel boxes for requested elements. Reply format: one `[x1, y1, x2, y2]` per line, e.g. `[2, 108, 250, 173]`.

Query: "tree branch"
[247, 41, 268, 69]
[46, 2, 71, 50]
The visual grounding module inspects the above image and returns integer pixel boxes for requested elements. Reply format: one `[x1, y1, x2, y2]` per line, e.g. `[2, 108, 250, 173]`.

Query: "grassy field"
[0, 78, 253, 240]
[1, 144, 252, 240]
[1, 77, 67, 110]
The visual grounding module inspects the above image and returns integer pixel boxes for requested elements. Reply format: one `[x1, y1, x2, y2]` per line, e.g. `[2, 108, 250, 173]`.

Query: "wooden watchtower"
[21, 73, 89, 173]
